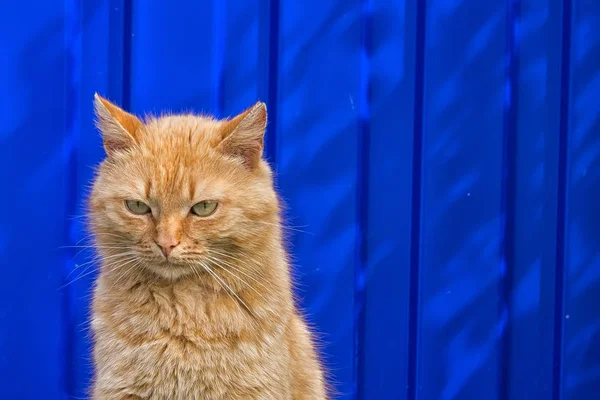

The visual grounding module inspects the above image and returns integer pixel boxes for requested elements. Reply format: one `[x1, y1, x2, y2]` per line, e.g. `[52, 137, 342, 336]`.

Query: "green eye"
[125, 200, 151, 215]
[191, 201, 218, 217]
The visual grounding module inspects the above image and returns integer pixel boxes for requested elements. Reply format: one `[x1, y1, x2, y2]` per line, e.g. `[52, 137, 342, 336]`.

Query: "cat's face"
[89, 95, 278, 281]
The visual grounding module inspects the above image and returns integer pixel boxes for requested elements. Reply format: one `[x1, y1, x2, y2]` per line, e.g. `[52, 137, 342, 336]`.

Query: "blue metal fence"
[1, 1, 599, 399]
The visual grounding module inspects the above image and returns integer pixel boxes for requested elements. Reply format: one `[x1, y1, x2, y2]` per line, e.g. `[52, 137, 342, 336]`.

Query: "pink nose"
[156, 237, 180, 258]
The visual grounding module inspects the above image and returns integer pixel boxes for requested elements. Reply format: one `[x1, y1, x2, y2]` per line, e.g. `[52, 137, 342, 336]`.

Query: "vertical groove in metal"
[63, 0, 82, 396]
[407, 1, 426, 399]
[499, 0, 520, 398]
[267, 0, 279, 168]
[259, 0, 280, 169]
[553, 0, 572, 399]
[212, 0, 225, 116]
[121, 0, 132, 110]
[354, 0, 372, 398]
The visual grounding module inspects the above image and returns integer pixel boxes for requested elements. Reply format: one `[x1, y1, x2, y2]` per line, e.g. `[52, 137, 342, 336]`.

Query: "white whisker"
[194, 261, 254, 317]
[240, 218, 313, 235]
[207, 249, 268, 280]
[67, 251, 137, 279]
[61, 245, 132, 250]
[189, 263, 202, 280]
[205, 255, 267, 293]
[108, 259, 143, 290]
[208, 249, 262, 272]
[60, 254, 137, 289]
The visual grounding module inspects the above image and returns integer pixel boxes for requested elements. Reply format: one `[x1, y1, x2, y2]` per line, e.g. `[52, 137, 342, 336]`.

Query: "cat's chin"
[143, 261, 197, 281]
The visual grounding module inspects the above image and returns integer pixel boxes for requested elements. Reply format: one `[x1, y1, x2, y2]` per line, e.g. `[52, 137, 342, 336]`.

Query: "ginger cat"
[89, 94, 327, 399]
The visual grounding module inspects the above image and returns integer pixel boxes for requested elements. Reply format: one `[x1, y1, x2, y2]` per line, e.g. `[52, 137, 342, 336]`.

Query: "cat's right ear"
[94, 93, 143, 156]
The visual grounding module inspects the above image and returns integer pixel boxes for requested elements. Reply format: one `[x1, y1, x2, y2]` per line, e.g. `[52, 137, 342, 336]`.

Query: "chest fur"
[92, 283, 292, 399]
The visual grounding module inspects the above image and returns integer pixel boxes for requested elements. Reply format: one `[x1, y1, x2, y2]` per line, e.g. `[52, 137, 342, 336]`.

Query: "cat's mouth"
[144, 260, 195, 280]
[130, 248, 211, 280]
[153, 258, 186, 269]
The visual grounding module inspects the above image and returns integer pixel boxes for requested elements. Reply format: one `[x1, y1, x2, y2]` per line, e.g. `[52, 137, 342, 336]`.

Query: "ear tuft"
[94, 93, 143, 156]
[218, 102, 267, 169]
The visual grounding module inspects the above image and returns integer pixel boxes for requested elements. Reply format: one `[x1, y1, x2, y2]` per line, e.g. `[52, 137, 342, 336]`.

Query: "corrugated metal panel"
[0, 1, 598, 399]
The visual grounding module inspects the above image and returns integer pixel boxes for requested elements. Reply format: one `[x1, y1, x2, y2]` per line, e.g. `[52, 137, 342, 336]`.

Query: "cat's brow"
[144, 180, 152, 199]
[188, 176, 195, 200]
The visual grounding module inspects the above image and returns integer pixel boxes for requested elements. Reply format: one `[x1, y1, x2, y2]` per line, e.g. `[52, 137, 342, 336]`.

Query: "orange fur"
[88, 95, 328, 399]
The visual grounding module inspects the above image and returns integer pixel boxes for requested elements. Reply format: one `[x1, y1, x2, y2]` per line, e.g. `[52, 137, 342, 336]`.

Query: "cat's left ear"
[94, 93, 143, 156]
[218, 102, 267, 169]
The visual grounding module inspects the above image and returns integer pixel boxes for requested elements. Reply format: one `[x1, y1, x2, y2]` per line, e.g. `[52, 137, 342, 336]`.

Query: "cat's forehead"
[120, 118, 235, 202]
[136, 115, 225, 167]
[144, 114, 222, 145]
[120, 155, 230, 205]
[136, 152, 228, 196]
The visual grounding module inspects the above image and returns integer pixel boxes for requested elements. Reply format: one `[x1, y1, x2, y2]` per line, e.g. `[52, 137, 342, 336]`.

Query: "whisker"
[195, 261, 255, 318]
[68, 246, 96, 263]
[66, 254, 138, 284]
[68, 257, 136, 289]
[74, 232, 128, 244]
[189, 263, 203, 282]
[191, 261, 235, 303]
[67, 251, 137, 279]
[108, 259, 143, 290]
[207, 249, 268, 280]
[67, 214, 88, 221]
[65, 232, 129, 258]
[240, 218, 313, 235]
[61, 234, 126, 260]
[66, 244, 131, 262]
[209, 261, 266, 301]
[64, 263, 120, 291]
[60, 245, 132, 250]
[205, 255, 267, 292]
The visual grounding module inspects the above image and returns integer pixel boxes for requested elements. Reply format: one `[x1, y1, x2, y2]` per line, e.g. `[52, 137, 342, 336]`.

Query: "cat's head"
[89, 94, 280, 281]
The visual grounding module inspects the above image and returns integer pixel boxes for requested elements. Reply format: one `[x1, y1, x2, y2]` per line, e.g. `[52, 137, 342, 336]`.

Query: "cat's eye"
[191, 201, 218, 217]
[125, 200, 151, 215]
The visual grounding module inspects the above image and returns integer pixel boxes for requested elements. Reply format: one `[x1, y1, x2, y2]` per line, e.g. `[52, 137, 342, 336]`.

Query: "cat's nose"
[156, 236, 180, 258]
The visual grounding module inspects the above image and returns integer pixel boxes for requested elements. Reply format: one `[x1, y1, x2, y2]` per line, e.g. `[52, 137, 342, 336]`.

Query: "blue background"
[1, 0, 599, 399]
